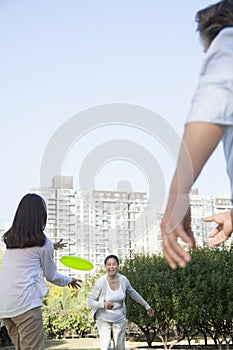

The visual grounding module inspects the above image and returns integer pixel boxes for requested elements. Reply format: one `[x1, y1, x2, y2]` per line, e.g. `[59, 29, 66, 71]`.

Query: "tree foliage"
[121, 248, 233, 349]
[42, 275, 97, 339]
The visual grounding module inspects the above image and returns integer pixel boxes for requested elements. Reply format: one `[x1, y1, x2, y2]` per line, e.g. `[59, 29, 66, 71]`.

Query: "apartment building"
[28, 176, 232, 273]
[32, 176, 76, 276]
[76, 189, 148, 268]
[133, 189, 233, 253]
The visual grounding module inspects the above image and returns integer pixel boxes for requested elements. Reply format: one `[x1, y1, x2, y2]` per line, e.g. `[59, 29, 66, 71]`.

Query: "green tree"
[121, 254, 156, 347]
[171, 247, 233, 349]
[193, 248, 233, 348]
[42, 273, 99, 339]
[121, 253, 178, 348]
[121, 248, 233, 349]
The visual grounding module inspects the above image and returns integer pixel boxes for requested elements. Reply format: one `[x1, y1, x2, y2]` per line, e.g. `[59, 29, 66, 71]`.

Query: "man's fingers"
[203, 215, 214, 222]
[163, 246, 191, 269]
[208, 227, 222, 238]
[163, 250, 178, 270]
[208, 230, 228, 247]
[163, 231, 192, 269]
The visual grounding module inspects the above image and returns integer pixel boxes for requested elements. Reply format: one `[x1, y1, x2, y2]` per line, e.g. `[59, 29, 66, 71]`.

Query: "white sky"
[0, 0, 231, 225]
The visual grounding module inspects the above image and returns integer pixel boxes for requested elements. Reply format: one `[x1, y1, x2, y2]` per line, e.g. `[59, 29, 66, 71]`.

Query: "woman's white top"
[88, 273, 152, 320]
[0, 237, 73, 318]
[95, 282, 125, 322]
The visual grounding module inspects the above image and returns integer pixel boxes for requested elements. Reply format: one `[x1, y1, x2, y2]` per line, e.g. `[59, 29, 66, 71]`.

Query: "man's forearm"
[171, 122, 224, 195]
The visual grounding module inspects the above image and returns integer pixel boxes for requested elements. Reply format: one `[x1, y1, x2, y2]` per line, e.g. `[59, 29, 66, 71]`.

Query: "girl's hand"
[54, 239, 67, 250]
[68, 278, 82, 289]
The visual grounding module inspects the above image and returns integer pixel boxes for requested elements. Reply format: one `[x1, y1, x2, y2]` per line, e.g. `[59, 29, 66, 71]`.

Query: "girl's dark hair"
[104, 254, 119, 266]
[3, 193, 47, 249]
[196, 0, 233, 48]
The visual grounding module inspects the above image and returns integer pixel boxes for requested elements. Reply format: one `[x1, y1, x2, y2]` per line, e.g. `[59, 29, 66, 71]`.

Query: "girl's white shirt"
[0, 237, 72, 318]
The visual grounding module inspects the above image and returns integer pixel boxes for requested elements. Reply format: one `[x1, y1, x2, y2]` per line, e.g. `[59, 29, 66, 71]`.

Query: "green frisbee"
[60, 255, 93, 271]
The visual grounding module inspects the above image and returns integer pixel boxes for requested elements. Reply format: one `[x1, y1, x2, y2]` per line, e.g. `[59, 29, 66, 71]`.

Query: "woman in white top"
[88, 255, 154, 350]
[161, 0, 233, 269]
[0, 193, 81, 350]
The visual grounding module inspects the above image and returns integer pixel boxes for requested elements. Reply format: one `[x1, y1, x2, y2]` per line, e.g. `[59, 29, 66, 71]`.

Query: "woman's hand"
[54, 239, 67, 250]
[147, 308, 154, 317]
[104, 302, 114, 310]
[203, 210, 233, 247]
[68, 278, 82, 289]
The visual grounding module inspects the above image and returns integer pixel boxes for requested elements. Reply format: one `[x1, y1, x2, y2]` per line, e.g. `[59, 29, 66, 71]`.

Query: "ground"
[0, 337, 220, 349]
[1, 338, 147, 350]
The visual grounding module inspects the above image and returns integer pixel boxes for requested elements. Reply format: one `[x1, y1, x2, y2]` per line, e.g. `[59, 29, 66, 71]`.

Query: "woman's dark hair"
[3, 193, 47, 249]
[196, 0, 233, 48]
[104, 254, 119, 266]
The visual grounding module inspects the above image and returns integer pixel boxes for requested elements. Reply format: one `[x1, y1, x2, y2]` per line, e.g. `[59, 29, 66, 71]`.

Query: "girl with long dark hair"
[0, 193, 81, 350]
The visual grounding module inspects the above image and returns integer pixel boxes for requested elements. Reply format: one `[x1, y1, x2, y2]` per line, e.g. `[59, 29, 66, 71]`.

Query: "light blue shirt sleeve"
[186, 28, 233, 126]
[185, 28, 233, 199]
[40, 238, 73, 287]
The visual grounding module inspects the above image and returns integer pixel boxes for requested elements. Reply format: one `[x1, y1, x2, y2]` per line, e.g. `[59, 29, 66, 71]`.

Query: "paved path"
[1, 338, 150, 349]
[45, 338, 148, 349]
[0, 338, 218, 349]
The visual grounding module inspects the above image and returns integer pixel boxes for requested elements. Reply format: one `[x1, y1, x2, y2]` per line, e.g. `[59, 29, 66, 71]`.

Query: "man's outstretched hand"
[161, 205, 196, 270]
[204, 210, 233, 247]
